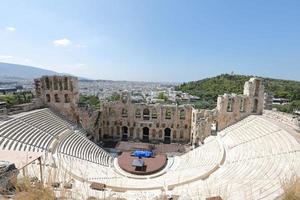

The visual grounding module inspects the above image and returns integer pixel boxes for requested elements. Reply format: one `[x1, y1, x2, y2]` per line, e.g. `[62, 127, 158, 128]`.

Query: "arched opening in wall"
[45, 77, 50, 90]
[46, 94, 51, 102]
[227, 98, 233, 112]
[142, 127, 149, 142]
[65, 94, 70, 103]
[151, 129, 156, 139]
[99, 128, 102, 140]
[122, 108, 128, 117]
[53, 77, 58, 90]
[180, 130, 184, 139]
[143, 108, 150, 120]
[180, 109, 185, 120]
[158, 130, 163, 138]
[122, 126, 128, 141]
[152, 109, 157, 119]
[164, 128, 171, 144]
[64, 77, 68, 90]
[253, 99, 258, 113]
[129, 127, 134, 137]
[135, 109, 141, 118]
[59, 79, 63, 91]
[240, 98, 245, 112]
[211, 121, 218, 136]
[116, 126, 120, 136]
[173, 130, 177, 139]
[254, 79, 260, 97]
[54, 94, 60, 103]
[165, 108, 172, 119]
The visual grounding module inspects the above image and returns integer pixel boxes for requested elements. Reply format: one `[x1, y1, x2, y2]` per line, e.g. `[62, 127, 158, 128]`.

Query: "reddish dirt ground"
[118, 151, 167, 175]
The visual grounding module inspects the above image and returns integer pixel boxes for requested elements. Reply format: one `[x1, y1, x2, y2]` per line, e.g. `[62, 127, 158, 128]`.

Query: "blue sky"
[0, 0, 300, 82]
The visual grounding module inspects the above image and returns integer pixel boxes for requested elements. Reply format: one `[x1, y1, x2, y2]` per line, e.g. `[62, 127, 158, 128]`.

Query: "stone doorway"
[142, 127, 149, 142]
[164, 128, 171, 144]
[122, 126, 128, 141]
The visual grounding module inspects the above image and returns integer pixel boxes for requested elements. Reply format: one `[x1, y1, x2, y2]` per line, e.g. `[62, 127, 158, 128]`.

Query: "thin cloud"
[53, 38, 71, 47]
[5, 27, 16, 32]
[0, 55, 13, 59]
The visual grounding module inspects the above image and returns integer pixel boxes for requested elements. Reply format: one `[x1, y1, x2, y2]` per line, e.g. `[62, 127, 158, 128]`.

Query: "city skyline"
[1, 0, 300, 82]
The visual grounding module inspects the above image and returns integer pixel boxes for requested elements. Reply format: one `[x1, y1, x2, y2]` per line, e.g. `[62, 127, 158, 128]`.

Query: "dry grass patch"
[281, 175, 300, 200]
[14, 176, 55, 200]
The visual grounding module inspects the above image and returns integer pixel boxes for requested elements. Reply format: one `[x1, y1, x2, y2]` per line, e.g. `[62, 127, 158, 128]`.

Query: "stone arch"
[143, 108, 150, 120]
[164, 128, 171, 144]
[253, 99, 258, 113]
[63, 77, 68, 90]
[152, 109, 157, 119]
[240, 98, 245, 112]
[151, 129, 156, 138]
[165, 108, 172, 119]
[54, 94, 60, 103]
[122, 126, 128, 141]
[45, 77, 50, 90]
[227, 97, 233, 112]
[179, 109, 185, 120]
[122, 108, 128, 117]
[46, 94, 51, 102]
[142, 127, 149, 142]
[64, 94, 70, 103]
[135, 108, 141, 118]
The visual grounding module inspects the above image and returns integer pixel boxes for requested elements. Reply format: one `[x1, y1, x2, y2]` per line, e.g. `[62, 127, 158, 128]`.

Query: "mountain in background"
[0, 62, 61, 80]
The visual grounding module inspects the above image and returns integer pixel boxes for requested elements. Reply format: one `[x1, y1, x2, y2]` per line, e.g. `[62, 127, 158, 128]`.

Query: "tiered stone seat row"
[57, 132, 112, 166]
[171, 115, 300, 200]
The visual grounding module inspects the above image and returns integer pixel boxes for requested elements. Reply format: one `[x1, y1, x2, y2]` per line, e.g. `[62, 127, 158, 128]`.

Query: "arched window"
[227, 97, 233, 112]
[64, 94, 70, 103]
[53, 77, 58, 90]
[135, 109, 141, 118]
[253, 99, 258, 113]
[64, 77, 68, 90]
[45, 77, 50, 90]
[158, 130, 163, 138]
[122, 108, 128, 117]
[46, 94, 51, 102]
[165, 108, 172, 119]
[180, 130, 184, 139]
[152, 109, 157, 119]
[151, 129, 156, 138]
[54, 94, 60, 102]
[173, 130, 177, 139]
[143, 108, 150, 120]
[59, 79, 63, 91]
[240, 98, 245, 112]
[179, 109, 185, 120]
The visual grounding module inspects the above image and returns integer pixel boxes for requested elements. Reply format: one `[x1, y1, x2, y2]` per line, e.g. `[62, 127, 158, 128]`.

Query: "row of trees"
[0, 92, 34, 108]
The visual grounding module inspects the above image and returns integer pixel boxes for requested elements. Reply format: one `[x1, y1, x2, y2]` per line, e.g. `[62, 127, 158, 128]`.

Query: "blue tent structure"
[132, 150, 153, 158]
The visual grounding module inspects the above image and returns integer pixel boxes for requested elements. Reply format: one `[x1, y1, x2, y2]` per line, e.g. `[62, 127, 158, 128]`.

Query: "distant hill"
[179, 74, 300, 111]
[0, 62, 61, 80]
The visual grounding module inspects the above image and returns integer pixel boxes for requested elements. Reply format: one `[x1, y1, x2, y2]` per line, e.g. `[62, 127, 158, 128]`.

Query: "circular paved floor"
[118, 152, 167, 175]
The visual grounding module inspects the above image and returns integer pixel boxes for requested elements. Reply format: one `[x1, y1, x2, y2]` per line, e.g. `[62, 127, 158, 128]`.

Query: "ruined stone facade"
[34, 76, 79, 122]
[99, 92, 193, 144]
[34, 76, 264, 146]
[191, 77, 264, 145]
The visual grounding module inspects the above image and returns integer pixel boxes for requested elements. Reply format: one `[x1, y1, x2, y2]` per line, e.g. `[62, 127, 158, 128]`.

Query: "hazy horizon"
[1, 0, 300, 82]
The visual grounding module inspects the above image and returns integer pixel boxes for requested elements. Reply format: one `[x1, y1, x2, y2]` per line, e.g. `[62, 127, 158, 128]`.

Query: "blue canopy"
[132, 150, 153, 158]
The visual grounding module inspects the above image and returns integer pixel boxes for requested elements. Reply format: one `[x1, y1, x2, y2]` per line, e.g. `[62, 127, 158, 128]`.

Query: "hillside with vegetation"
[179, 74, 300, 112]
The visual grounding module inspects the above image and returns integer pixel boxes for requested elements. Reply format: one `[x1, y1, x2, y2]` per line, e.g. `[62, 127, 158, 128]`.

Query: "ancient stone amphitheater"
[0, 108, 299, 199]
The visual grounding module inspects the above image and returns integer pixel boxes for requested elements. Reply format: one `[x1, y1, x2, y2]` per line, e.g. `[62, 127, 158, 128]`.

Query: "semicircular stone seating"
[1, 108, 300, 200]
